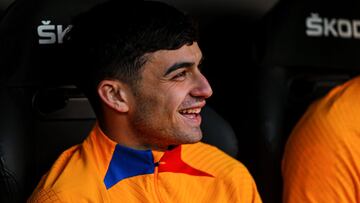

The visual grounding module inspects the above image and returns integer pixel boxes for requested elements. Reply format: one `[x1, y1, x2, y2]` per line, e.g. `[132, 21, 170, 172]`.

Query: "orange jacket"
[282, 76, 360, 203]
[29, 124, 261, 202]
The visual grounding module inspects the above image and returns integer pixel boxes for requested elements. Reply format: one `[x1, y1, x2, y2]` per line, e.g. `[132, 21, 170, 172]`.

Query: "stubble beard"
[130, 93, 202, 150]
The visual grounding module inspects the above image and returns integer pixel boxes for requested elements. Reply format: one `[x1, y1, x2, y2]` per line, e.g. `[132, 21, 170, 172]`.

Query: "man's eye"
[172, 71, 188, 80]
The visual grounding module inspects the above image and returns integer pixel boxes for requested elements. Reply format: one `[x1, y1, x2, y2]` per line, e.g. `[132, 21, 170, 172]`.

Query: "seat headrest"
[256, 0, 360, 70]
[0, 0, 107, 86]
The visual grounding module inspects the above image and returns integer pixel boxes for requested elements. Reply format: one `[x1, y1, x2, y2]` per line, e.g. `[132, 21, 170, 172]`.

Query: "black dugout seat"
[0, 0, 238, 202]
[253, 0, 360, 202]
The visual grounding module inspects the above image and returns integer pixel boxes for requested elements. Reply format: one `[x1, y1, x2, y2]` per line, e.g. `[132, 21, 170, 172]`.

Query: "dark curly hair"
[64, 0, 199, 116]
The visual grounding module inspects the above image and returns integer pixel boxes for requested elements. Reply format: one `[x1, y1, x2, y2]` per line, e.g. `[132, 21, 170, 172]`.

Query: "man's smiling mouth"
[178, 103, 205, 125]
[179, 108, 201, 125]
[179, 108, 201, 115]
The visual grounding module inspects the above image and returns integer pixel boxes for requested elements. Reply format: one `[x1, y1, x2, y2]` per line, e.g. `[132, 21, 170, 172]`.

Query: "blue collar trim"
[104, 144, 155, 189]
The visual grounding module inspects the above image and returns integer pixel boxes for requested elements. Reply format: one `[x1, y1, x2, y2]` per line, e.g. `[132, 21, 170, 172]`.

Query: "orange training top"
[282, 76, 360, 203]
[28, 123, 262, 203]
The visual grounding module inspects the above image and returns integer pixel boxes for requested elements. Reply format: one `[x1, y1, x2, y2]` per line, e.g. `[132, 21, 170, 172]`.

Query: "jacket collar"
[87, 123, 213, 190]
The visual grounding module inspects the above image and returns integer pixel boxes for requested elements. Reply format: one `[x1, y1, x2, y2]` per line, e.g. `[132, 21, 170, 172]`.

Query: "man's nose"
[190, 73, 213, 99]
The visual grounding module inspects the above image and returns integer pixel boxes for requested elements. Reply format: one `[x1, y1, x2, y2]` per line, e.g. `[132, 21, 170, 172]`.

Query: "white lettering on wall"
[38, 20, 72, 44]
[306, 13, 360, 39]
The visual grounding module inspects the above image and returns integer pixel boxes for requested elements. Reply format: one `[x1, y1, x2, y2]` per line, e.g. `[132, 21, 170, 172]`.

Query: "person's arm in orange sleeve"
[282, 79, 360, 203]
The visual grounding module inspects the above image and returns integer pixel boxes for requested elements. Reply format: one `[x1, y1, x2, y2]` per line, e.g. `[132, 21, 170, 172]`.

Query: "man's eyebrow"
[164, 62, 194, 76]
[164, 56, 205, 76]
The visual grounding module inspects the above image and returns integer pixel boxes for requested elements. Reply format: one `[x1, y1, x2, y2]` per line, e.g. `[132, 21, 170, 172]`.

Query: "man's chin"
[153, 133, 202, 150]
[182, 131, 203, 144]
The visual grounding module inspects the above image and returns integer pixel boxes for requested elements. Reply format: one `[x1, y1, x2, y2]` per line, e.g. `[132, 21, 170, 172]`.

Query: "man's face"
[129, 42, 213, 149]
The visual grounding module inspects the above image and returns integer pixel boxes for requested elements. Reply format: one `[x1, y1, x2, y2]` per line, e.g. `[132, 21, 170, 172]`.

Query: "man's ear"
[97, 80, 130, 112]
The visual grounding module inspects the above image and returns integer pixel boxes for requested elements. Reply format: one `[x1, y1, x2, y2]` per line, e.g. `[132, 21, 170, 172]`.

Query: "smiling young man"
[28, 1, 262, 202]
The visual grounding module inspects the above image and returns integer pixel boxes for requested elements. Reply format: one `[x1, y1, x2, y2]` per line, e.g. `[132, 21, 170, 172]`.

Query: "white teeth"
[179, 108, 201, 114]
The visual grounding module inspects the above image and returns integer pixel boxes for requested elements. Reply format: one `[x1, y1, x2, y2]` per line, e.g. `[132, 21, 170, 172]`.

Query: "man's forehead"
[148, 43, 202, 63]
